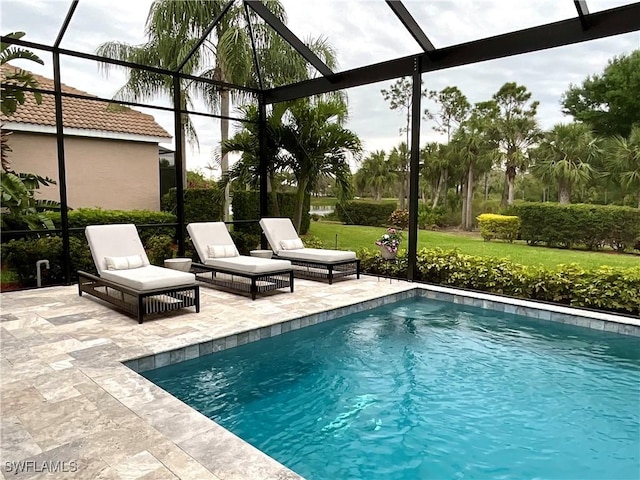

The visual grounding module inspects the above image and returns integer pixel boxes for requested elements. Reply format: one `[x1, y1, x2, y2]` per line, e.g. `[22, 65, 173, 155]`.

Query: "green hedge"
[477, 213, 521, 242]
[1, 236, 92, 286]
[336, 201, 396, 226]
[357, 247, 640, 316]
[232, 191, 310, 235]
[2, 231, 179, 286]
[44, 208, 176, 244]
[514, 203, 640, 251]
[161, 187, 224, 225]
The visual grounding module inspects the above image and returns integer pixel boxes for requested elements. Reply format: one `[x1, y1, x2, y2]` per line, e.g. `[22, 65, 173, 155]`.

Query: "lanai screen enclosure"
[2, 0, 639, 285]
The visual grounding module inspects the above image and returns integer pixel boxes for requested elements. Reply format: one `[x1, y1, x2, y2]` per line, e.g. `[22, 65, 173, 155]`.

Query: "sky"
[2, 0, 639, 177]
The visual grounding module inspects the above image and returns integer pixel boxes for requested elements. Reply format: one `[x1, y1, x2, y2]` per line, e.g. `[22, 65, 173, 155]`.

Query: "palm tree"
[1, 31, 60, 230]
[1, 31, 44, 171]
[531, 123, 601, 204]
[96, 34, 202, 191]
[219, 102, 289, 215]
[356, 150, 392, 201]
[279, 99, 362, 231]
[388, 142, 410, 208]
[493, 82, 541, 206]
[98, 0, 339, 220]
[221, 98, 361, 231]
[607, 126, 640, 208]
[420, 142, 453, 208]
[451, 101, 499, 229]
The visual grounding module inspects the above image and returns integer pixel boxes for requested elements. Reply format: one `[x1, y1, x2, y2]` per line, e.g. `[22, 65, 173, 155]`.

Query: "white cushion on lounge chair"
[259, 218, 299, 255]
[86, 224, 151, 276]
[86, 224, 196, 291]
[280, 238, 304, 250]
[207, 244, 239, 258]
[105, 254, 145, 270]
[276, 248, 356, 263]
[204, 256, 291, 274]
[259, 218, 357, 262]
[187, 222, 292, 275]
[187, 222, 237, 263]
[101, 265, 195, 291]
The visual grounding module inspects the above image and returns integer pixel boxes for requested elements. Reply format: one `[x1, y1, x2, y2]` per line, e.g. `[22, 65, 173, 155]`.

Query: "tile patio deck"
[0, 276, 413, 479]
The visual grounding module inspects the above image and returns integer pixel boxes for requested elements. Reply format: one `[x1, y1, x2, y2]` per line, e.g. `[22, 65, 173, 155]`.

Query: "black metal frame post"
[52, 51, 72, 284]
[49, 1, 78, 285]
[173, 76, 186, 255]
[407, 56, 422, 282]
[258, 94, 269, 249]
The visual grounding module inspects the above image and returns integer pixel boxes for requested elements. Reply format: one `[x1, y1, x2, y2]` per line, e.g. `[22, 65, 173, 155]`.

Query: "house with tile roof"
[1, 65, 172, 211]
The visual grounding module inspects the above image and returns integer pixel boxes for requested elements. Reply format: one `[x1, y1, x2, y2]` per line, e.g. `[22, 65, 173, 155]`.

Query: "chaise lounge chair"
[78, 224, 199, 324]
[259, 217, 360, 284]
[187, 222, 294, 300]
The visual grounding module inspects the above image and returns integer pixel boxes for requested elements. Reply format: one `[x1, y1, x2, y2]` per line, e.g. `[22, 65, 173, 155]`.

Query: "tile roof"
[1, 65, 171, 139]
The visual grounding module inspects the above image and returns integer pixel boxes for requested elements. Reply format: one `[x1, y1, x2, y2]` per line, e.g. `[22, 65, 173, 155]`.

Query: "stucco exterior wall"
[6, 132, 160, 211]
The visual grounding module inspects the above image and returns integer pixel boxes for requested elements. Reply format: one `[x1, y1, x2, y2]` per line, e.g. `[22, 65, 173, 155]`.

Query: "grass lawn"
[307, 221, 640, 270]
[310, 197, 397, 207]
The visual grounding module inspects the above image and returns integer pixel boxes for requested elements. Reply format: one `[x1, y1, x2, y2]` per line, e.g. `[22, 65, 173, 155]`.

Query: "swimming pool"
[143, 297, 640, 479]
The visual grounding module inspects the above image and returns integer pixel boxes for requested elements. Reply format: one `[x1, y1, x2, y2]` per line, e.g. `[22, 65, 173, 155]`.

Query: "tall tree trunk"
[268, 174, 281, 217]
[637, 190, 640, 209]
[461, 176, 467, 228]
[404, 175, 409, 210]
[220, 88, 231, 221]
[558, 183, 571, 204]
[398, 173, 406, 209]
[505, 165, 517, 206]
[432, 172, 444, 208]
[465, 163, 474, 231]
[484, 172, 489, 201]
[293, 178, 308, 232]
[442, 168, 449, 207]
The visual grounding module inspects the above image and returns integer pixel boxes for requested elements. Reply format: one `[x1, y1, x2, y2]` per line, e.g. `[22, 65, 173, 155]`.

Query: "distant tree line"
[352, 50, 639, 229]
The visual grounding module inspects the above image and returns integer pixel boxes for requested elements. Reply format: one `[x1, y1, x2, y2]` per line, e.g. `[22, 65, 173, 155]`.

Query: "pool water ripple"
[145, 299, 640, 480]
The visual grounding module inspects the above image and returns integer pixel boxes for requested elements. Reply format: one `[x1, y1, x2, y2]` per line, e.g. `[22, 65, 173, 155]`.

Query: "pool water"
[144, 298, 640, 479]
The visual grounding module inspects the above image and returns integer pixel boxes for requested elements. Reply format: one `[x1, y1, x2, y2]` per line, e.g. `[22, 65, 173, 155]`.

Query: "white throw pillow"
[280, 238, 304, 250]
[105, 254, 144, 270]
[207, 244, 239, 258]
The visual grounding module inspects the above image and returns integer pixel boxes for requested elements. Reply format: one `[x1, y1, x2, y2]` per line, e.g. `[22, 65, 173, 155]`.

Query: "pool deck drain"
[1, 277, 638, 479]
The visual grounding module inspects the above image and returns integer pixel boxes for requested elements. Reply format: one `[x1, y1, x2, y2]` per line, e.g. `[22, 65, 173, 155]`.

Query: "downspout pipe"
[36, 260, 50, 288]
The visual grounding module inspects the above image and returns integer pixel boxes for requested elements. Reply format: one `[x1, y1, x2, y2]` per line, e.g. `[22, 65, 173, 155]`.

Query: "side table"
[164, 258, 192, 272]
[250, 250, 273, 259]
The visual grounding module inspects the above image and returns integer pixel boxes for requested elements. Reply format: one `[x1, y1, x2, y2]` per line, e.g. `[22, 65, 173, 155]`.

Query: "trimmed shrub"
[302, 235, 325, 249]
[389, 209, 409, 229]
[2, 232, 180, 286]
[161, 187, 224, 224]
[477, 213, 521, 242]
[515, 202, 640, 251]
[1, 236, 93, 286]
[418, 205, 448, 229]
[336, 201, 396, 227]
[230, 231, 260, 255]
[357, 247, 640, 316]
[232, 191, 311, 235]
[44, 208, 176, 244]
[145, 235, 174, 266]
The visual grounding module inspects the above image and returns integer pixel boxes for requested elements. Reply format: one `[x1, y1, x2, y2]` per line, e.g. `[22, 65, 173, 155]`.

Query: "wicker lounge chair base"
[274, 257, 360, 284]
[191, 263, 294, 300]
[78, 271, 200, 324]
